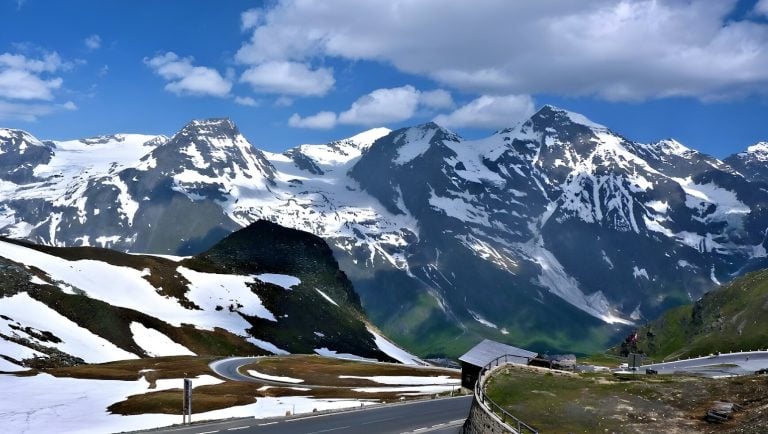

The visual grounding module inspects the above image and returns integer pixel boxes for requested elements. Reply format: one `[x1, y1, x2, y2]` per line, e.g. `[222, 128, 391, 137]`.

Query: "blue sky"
[1, 0, 768, 157]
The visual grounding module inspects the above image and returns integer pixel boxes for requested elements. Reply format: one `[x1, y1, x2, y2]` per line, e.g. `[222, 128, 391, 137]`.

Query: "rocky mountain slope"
[1, 106, 767, 356]
[0, 221, 417, 371]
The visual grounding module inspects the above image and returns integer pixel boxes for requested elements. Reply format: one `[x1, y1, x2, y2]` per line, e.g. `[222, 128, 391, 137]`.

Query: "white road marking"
[227, 427, 250, 431]
[258, 422, 278, 426]
[307, 426, 351, 433]
[197, 431, 220, 434]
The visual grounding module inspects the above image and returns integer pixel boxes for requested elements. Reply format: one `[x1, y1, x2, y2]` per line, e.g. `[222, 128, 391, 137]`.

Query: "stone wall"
[462, 395, 514, 434]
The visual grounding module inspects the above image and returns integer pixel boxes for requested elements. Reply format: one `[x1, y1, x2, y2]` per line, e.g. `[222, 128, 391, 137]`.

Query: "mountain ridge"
[2, 106, 767, 356]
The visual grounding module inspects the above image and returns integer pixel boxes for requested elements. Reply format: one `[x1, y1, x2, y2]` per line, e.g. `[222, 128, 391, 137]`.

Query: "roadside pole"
[183, 378, 192, 424]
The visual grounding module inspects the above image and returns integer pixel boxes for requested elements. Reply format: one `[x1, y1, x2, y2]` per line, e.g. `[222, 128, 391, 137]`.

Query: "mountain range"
[2, 106, 767, 356]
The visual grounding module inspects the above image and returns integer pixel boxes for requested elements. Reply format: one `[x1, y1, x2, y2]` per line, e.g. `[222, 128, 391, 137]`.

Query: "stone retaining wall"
[462, 395, 514, 434]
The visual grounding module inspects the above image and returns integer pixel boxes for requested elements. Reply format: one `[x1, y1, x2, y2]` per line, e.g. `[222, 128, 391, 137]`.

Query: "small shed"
[458, 339, 538, 389]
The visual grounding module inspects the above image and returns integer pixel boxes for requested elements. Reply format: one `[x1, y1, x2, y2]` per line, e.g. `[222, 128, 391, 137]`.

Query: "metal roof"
[458, 339, 538, 367]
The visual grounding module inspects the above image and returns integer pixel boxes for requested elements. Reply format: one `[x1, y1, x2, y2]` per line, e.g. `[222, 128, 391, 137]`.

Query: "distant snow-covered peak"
[393, 122, 460, 165]
[655, 138, 693, 156]
[744, 142, 768, 160]
[0, 128, 47, 149]
[534, 105, 607, 130]
[345, 127, 392, 148]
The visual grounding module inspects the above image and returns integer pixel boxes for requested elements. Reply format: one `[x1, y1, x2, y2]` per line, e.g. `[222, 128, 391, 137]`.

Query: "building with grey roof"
[458, 339, 538, 388]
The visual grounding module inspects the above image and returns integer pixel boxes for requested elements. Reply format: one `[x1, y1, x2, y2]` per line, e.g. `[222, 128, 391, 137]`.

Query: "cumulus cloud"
[240, 61, 334, 97]
[0, 100, 77, 122]
[241, 8, 261, 31]
[433, 94, 535, 129]
[0, 52, 66, 101]
[338, 85, 421, 126]
[144, 52, 232, 97]
[289, 85, 453, 129]
[234, 96, 260, 106]
[756, 0, 768, 16]
[0, 52, 63, 73]
[288, 111, 337, 129]
[84, 34, 101, 51]
[236, 0, 768, 101]
[419, 89, 454, 109]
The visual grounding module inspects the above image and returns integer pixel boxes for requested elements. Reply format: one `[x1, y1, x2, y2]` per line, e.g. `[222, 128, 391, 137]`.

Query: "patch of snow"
[367, 328, 425, 366]
[256, 273, 301, 290]
[179, 266, 277, 322]
[710, 266, 721, 285]
[0, 373, 363, 434]
[338, 375, 458, 386]
[515, 241, 632, 325]
[394, 127, 438, 165]
[633, 266, 649, 280]
[0, 292, 138, 363]
[428, 189, 489, 226]
[247, 337, 290, 356]
[646, 200, 669, 214]
[314, 348, 374, 362]
[0, 357, 25, 372]
[129, 322, 195, 357]
[352, 385, 456, 395]
[467, 309, 498, 329]
[246, 369, 304, 384]
[315, 288, 339, 306]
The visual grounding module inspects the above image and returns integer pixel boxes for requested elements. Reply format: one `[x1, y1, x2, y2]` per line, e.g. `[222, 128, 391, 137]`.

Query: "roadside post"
[183, 378, 192, 424]
[629, 353, 641, 376]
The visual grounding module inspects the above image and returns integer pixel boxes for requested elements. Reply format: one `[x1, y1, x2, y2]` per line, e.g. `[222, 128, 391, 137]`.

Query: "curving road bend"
[209, 357, 263, 383]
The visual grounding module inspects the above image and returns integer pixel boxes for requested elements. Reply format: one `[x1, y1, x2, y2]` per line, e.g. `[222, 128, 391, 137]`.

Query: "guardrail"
[471, 354, 538, 434]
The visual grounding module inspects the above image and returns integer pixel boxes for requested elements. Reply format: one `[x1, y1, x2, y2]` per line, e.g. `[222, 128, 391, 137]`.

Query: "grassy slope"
[635, 268, 768, 360]
[485, 365, 768, 433]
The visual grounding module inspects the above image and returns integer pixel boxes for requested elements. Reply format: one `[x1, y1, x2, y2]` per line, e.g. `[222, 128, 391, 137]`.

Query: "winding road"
[140, 357, 471, 434]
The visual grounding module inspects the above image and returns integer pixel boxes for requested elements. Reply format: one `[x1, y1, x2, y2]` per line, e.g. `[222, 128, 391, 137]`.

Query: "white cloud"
[419, 89, 454, 109]
[0, 69, 62, 101]
[433, 94, 535, 129]
[240, 61, 334, 96]
[84, 34, 102, 51]
[144, 52, 232, 98]
[274, 96, 293, 107]
[234, 96, 260, 106]
[289, 85, 457, 129]
[241, 8, 261, 31]
[0, 52, 63, 73]
[0, 52, 67, 101]
[288, 111, 337, 129]
[237, 0, 768, 101]
[0, 99, 76, 122]
[756, 0, 768, 16]
[338, 85, 421, 126]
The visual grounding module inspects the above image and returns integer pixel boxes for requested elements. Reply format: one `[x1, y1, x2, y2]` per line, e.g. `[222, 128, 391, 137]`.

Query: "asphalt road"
[640, 350, 768, 376]
[209, 357, 263, 383]
[149, 395, 472, 434]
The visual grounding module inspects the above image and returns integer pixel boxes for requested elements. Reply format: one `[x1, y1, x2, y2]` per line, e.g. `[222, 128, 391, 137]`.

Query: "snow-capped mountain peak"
[284, 127, 392, 170]
[346, 127, 392, 148]
[744, 142, 768, 160]
[534, 104, 608, 130]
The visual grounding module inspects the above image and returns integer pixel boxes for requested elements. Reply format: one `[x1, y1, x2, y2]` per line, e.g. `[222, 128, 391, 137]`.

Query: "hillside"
[0, 220, 412, 371]
[633, 268, 768, 361]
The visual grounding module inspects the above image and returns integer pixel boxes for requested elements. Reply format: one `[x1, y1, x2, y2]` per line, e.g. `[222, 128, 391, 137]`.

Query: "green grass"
[485, 365, 768, 433]
[635, 268, 768, 360]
